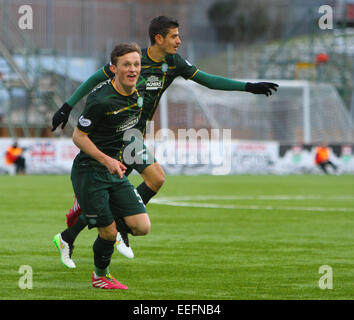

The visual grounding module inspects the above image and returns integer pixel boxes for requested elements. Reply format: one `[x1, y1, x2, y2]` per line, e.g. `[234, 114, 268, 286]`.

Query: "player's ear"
[109, 63, 117, 74]
[155, 33, 164, 45]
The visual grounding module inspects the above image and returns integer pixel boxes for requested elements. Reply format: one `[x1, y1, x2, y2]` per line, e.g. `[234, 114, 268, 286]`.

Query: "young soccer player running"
[53, 43, 149, 289]
[52, 16, 279, 260]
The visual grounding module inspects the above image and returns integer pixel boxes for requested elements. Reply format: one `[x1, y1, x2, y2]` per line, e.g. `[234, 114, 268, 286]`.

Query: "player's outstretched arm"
[191, 70, 278, 96]
[191, 70, 246, 91]
[51, 68, 108, 131]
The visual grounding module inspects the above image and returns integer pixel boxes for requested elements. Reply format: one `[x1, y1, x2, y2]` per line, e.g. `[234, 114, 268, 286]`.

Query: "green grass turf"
[0, 174, 353, 300]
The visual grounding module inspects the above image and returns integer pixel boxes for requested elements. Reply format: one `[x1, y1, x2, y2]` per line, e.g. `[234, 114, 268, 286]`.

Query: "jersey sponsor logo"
[79, 115, 92, 127]
[116, 116, 140, 132]
[146, 75, 163, 90]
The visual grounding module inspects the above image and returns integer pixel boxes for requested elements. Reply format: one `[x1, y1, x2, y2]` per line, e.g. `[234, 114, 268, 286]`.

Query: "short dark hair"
[110, 42, 142, 65]
[148, 16, 179, 44]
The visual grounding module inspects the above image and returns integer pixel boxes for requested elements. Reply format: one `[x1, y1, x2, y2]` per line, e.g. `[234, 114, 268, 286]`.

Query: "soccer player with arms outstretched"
[52, 16, 279, 262]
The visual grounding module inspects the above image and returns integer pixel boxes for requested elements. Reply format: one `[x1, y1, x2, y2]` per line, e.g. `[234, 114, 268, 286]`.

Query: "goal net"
[159, 79, 354, 144]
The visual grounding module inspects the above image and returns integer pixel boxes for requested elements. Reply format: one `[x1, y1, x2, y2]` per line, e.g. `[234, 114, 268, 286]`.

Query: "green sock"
[94, 266, 110, 277]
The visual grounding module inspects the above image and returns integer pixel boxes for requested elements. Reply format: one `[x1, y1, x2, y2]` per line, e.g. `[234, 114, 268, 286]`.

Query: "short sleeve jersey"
[103, 48, 198, 135]
[76, 78, 144, 163]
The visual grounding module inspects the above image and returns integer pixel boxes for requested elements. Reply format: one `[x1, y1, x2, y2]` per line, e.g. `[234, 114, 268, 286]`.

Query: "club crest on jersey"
[79, 115, 92, 127]
[161, 63, 169, 73]
[137, 96, 143, 108]
[146, 75, 162, 90]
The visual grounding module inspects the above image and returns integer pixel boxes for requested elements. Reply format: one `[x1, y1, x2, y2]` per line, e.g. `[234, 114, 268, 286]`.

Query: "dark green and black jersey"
[103, 48, 198, 136]
[76, 78, 143, 163]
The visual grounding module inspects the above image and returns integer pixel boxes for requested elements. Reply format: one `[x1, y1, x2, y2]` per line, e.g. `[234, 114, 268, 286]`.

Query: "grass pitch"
[0, 174, 353, 300]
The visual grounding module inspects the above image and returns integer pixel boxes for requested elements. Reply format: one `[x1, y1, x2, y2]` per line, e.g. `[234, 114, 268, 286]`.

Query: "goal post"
[161, 79, 354, 144]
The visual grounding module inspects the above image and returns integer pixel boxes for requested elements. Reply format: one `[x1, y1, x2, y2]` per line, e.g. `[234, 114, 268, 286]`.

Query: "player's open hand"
[245, 82, 279, 96]
[51, 103, 72, 131]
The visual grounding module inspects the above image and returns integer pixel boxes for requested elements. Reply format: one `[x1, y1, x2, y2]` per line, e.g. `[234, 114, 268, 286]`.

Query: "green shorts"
[120, 138, 156, 176]
[71, 157, 146, 229]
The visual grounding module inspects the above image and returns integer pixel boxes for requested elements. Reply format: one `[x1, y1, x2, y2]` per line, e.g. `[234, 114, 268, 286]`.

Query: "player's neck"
[148, 45, 167, 62]
[112, 78, 135, 96]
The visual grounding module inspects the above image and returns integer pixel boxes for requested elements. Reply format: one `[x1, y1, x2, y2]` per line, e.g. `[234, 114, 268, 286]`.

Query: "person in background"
[315, 142, 338, 174]
[5, 142, 26, 175]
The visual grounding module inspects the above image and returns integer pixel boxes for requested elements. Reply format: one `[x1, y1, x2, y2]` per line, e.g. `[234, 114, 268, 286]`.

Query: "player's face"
[160, 27, 181, 55]
[113, 51, 141, 89]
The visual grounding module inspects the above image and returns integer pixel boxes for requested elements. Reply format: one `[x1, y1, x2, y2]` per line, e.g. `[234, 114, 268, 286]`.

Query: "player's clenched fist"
[51, 103, 72, 131]
[103, 157, 127, 178]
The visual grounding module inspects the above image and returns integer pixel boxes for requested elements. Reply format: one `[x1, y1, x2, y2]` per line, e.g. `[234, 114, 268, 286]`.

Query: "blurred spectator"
[315, 142, 338, 174]
[5, 142, 26, 175]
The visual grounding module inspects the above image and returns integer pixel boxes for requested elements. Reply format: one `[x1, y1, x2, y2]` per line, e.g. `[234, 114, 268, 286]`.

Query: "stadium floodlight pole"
[302, 82, 311, 144]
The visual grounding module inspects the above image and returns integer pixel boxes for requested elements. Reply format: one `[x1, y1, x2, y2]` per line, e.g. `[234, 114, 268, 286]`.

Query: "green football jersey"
[103, 48, 198, 136]
[76, 78, 144, 164]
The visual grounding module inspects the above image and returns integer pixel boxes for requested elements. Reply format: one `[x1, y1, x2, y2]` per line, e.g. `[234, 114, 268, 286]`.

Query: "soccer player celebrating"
[53, 43, 149, 289]
[52, 16, 279, 259]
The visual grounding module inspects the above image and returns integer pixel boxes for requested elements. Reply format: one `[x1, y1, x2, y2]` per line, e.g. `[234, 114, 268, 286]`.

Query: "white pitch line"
[150, 199, 354, 212]
[152, 195, 354, 201]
